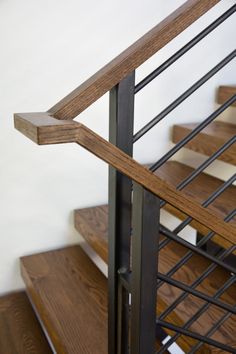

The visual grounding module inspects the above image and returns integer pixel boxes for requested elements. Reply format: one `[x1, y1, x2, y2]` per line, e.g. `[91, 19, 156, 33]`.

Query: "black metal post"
[108, 71, 135, 354]
[131, 183, 160, 354]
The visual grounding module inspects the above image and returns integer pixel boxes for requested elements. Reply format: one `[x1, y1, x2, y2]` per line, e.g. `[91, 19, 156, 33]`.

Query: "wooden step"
[21, 246, 108, 354]
[74, 204, 236, 353]
[0, 291, 52, 354]
[217, 86, 236, 107]
[172, 121, 236, 165]
[154, 161, 236, 249]
[21, 246, 165, 354]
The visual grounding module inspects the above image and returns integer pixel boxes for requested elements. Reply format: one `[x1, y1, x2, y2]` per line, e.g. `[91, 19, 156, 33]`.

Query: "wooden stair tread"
[155, 161, 236, 248]
[156, 161, 236, 224]
[172, 121, 236, 165]
[217, 86, 236, 107]
[74, 205, 236, 353]
[21, 246, 108, 354]
[75, 162, 236, 252]
[21, 246, 165, 354]
[0, 291, 52, 354]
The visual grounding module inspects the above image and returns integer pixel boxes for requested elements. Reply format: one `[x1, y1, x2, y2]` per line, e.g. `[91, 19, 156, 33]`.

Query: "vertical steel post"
[131, 183, 160, 354]
[108, 71, 135, 354]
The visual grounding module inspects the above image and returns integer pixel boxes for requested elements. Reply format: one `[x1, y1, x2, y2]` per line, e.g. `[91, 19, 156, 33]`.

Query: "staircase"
[3, 1, 236, 353]
[173, 121, 236, 165]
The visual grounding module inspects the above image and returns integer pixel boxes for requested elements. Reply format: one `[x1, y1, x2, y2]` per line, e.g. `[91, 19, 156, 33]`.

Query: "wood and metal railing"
[14, 0, 236, 353]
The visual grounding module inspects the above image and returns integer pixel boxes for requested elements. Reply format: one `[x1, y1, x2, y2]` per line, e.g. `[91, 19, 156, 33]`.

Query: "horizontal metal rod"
[158, 227, 219, 254]
[157, 228, 236, 336]
[134, 5, 236, 94]
[159, 224, 236, 275]
[158, 273, 236, 353]
[175, 136, 236, 191]
[159, 244, 236, 320]
[149, 93, 236, 171]
[159, 135, 236, 211]
[158, 173, 236, 251]
[157, 272, 236, 314]
[133, 50, 236, 143]
[147, 217, 235, 344]
[156, 320, 236, 353]
[190, 308, 235, 353]
[158, 236, 171, 251]
[157, 208, 236, 288]
[173, 173, 236, 235]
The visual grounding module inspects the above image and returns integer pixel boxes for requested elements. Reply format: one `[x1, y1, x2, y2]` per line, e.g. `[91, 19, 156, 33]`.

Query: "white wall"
[0, 0, 235, 295]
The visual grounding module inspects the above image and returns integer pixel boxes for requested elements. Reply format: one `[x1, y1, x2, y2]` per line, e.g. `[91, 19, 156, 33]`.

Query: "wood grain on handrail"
[48, 0, 220, 120]
[14, 112, 80, 145]
[75, 124, 236, 246]
[14, 112, 236, 244]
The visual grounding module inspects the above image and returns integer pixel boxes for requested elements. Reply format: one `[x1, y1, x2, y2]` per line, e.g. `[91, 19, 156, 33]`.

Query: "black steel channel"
[108, 71, 135, 354]
[149, 93, 236, 171]
[135, 5, 236, 94]
[156, 320, 236, 353]
[130, 183, 160, 354]
[133, 50, 236, 143]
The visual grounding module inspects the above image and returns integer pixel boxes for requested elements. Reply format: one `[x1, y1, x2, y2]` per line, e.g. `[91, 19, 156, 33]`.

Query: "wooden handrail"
[14, 113, 79, 145]
[48, 0, 220, 120]
[76, 124, 236, 246]
[14, 0, 234, 249]
[14, 112, 236, 245]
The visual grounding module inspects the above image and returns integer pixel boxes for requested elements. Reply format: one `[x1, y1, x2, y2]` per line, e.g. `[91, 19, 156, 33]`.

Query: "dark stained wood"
[47, 0, 220, 120]
[75, 123, 236, 245]
[74, 204, 236, 353]
[211, 343, 236, 353]
[14, 113, 236, 247]
[14, 112, 80, 145]
[217, 86, 236, 107]
[21, 246, 166, 353]
[173, 121, 236, 165]
[0, 291, 52, 354]
[21, 246, 108, 354]
[75, 205, 108, 264]
[155, 161, 236, 250]
[75, 160, 236, 251]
